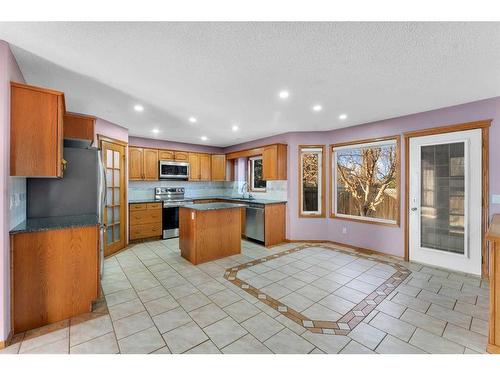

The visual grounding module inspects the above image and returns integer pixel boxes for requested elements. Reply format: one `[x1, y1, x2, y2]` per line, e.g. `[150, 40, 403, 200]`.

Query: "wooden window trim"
[403, 119, 491, 277]
[248, 156, 266, 192]
[329, 135, 401, 227]
[298, 145, 326, 218]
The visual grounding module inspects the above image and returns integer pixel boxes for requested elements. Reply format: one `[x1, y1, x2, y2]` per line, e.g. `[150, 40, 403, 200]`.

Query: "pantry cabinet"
[128, 147, 158, 180]
[10, 82, 66, 177]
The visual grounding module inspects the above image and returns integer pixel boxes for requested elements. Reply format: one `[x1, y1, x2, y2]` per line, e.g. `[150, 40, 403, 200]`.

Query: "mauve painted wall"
[224, 97, 500, 257]
[0, 41, 25, 341]
[129, 136, 224, 154]
[95, 118, 129, 144]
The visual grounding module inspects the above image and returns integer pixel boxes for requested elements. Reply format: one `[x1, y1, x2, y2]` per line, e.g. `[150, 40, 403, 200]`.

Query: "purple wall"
[0, 41, 25, 342]
[129, 136, 224, 154]
[224, 97, 500, 257]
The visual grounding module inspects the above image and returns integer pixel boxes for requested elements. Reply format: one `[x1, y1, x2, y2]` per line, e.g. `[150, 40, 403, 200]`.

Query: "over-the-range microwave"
[159, 160, 190, 180]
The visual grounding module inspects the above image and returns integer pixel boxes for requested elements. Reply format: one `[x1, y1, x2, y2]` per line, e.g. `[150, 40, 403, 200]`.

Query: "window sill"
[330, 213, 400, 227]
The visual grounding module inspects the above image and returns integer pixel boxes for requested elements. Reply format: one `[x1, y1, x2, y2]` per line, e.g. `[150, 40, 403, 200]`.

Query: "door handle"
[411, 207, 418, 211]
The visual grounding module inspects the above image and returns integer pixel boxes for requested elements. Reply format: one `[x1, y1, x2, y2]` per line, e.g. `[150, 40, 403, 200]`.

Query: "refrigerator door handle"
[97, 149, 107, 278]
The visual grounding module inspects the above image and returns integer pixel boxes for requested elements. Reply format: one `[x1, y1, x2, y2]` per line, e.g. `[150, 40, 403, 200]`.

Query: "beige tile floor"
[0, 239, 490, 354]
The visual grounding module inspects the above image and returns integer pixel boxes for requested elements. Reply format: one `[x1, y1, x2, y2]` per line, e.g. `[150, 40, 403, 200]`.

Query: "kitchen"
[1, 22, 499, 356]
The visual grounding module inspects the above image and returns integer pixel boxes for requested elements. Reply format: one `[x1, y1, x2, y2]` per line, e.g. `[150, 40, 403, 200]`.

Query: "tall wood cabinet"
[129, 147, 158, 180]
[211, 154, 226, 181]
[10, 82, 66, 177]
[487, 215, 500, 354]
[189, 153, 211, 181]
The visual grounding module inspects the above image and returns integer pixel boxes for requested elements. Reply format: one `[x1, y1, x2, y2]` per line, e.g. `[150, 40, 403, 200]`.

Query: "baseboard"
[285, 239, 403, 260]
[0, 331, 13, 349]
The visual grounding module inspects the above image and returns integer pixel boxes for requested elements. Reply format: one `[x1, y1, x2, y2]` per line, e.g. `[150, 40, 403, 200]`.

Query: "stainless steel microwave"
[159, 161, 190, 180]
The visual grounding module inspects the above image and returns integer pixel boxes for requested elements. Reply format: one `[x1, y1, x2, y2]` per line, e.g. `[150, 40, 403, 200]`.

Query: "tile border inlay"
[224, 244, 410, 335]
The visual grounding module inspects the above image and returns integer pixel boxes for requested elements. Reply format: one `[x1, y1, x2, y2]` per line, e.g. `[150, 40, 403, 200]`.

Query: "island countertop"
[181, 202, 246, 211]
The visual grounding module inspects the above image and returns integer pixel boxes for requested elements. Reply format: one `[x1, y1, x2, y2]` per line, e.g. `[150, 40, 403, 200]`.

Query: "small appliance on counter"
[155, 187, 193, 239]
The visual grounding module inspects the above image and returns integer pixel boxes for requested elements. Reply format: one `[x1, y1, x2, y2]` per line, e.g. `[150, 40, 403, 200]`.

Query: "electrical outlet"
[342, 226, 347, 234]
[492, 194, 500, 204]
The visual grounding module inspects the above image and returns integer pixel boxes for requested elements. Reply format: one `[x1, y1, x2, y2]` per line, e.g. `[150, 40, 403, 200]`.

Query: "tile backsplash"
[128, 180, 287, 201]
[9, 177, 26, 229]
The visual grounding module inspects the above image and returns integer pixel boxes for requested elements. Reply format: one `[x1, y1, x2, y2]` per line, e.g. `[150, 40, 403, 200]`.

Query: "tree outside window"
[249, 156, 266, 191]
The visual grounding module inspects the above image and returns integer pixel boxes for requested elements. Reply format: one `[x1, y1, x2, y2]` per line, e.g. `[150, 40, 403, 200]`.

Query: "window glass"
[300, 147, 323, 216]
[250, 157, 266, 191]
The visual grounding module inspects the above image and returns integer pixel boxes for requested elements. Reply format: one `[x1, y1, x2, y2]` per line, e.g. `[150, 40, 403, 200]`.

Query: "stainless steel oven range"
[155, 187, 193, 239]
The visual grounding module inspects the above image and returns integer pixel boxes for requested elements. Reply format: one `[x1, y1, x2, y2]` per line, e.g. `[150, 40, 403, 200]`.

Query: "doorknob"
[411, 207, 418, 211]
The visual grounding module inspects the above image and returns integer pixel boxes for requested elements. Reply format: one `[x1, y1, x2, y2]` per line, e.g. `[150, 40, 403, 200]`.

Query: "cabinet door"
[129, 147, 144, 180]
[262, 145, 277, 180]
[200, 154, 212, 181]
[189, 153, 200, 181]
[159, 150, 174, 160]
[174, 151, 189, 161]
[143, 149, 159, 180]
[211, 154, 226, 181]
[63, 113, 95, 142]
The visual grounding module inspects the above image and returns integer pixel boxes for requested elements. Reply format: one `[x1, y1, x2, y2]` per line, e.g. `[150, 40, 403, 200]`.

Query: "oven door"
[163, 206, 179, 239]
[159, 162, 189, 180]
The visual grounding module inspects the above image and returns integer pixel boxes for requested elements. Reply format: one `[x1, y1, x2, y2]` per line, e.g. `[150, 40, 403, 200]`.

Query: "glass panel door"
[101, 139, 126, 256]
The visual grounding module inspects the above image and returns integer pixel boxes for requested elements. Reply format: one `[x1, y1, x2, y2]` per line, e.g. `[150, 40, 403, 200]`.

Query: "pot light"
[189, 117, 197, 123]
[312, 104, 322, 112]
[201, 136, 208, 141]
[232, 125, 239, 131]
[151, 128, 160, 134]
[339, 113, 347, 120]
[278, 90, 289, 99]
[134, 104, 144, 112]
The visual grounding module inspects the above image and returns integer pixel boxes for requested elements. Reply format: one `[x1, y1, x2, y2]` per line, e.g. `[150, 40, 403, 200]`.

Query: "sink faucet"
[240, 182, 253, 199]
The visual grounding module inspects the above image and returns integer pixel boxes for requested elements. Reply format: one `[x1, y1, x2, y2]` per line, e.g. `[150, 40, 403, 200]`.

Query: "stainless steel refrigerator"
[27, 144, 106, 276]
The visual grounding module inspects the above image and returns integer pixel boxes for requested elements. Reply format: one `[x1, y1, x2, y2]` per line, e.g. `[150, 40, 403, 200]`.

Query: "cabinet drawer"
[147, 203, 162, 210]
[130, 210, 162, 225]
[129, 223, 162, 240]
[159, 150, 174, 160]
[174, 151, 188, 161]
[130, 203, 147, 211]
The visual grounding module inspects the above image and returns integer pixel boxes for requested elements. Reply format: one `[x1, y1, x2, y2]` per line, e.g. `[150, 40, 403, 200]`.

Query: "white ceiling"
[1, 22, 499, 147]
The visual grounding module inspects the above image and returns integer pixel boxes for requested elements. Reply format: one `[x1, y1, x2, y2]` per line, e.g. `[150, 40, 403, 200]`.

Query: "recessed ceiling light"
[151, 128, 160, 134]
[232, 125, 239, 131]
[339, 113, 347, 120]
[134, 104, 144, 112]
[312, 104, 323, 112]
[189, 117, 197, 123]
[278, 90, 289, 99]
[200, 136, 208, 141]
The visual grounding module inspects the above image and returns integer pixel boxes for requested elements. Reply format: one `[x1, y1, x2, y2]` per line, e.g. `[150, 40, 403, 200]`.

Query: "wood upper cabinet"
[263, 144, 287, 180]
[158, 150, 174, 160]
[63, 112, 95, 142]
[188, 153, 201, 181]
[211, 154, 226, 181]
[129, 147, 158, 180]
[129, 147, 144, 180]
[143, 148, 159, 180]
[175, 151, 189, 161]
[10, 82, 65, 177]
[200, 154, 211, 181]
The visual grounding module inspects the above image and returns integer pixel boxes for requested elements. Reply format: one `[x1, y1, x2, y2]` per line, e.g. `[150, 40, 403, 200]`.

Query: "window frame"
[248, 156, 266, 192]
[330, 136, 401, 227]
[298, 145, 326, 218]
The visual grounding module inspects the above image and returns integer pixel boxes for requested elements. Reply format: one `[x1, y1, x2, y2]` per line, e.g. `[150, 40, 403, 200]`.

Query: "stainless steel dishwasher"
[245, 203, 265, 242]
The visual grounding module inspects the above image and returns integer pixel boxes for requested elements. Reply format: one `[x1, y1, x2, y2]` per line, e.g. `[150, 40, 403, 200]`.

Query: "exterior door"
[101, 139, 127, 256]
[409, 129, 482, 275]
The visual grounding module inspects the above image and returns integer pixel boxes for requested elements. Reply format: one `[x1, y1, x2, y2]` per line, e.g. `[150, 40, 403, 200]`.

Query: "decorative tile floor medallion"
[224, 244, 410, 335]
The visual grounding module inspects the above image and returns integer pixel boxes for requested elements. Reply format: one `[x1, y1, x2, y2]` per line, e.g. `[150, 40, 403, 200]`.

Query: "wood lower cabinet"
[11, 225, 99, 333]
[129, 147, 158, 180]
[10, 82, 65, 177]
[264, 203, 286, 246]
[63, 112, 95, 142]
[211, 154, 226, 181]
[263, 144, 287, 180]
[129, 203, 162, 241]
[487, 215, 500, 354]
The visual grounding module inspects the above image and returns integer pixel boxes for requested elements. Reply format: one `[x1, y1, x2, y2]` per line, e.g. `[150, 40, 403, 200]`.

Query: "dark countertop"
[181, 202, 247, 211]
[129, 196, 287, 205]
[10, 214, 99, 234]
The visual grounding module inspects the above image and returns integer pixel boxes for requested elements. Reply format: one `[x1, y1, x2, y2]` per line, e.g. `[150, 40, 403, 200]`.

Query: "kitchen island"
[179, 203, 245, 265]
